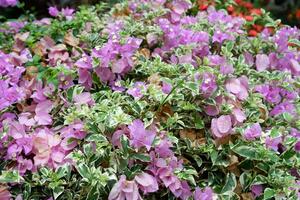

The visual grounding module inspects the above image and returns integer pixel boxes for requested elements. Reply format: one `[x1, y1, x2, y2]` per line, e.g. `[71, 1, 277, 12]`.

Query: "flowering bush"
[194, 0, 277, 37]
[0, 0, 300, 200]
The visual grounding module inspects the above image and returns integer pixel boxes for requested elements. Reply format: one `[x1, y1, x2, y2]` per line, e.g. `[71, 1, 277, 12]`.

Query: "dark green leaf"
[131, 153, 151, 162]
[53, 186, 64, 199]
[221, 173, 237, 194]
[86, 183, 100, 200]
[232, 145, 260, 160]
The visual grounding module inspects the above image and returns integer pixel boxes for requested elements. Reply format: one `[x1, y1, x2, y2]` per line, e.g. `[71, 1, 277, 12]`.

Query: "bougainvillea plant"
[0, 0, 299, 200]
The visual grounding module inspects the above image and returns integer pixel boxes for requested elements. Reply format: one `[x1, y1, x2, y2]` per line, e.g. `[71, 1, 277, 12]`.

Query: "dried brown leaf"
[64, 30, 79, 47]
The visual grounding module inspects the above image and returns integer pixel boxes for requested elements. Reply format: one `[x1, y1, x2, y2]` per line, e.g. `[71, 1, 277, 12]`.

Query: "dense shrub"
[0, 0, 299, 200]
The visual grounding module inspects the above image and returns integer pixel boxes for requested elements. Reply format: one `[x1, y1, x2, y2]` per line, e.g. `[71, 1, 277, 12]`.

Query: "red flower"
[227, 5, 234, 13]
[248, 29, 258, 37]
[251, 8, 262, 16]
[296, 9, 300, 20]
[244, 15, 253, 21]
[243, 2, 253, 9]
[253, 24, 263, 32]
[199, 4, 209, 11]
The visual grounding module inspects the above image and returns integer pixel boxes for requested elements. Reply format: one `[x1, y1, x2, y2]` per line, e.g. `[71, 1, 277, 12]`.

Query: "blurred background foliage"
[1, 0, 300, 27]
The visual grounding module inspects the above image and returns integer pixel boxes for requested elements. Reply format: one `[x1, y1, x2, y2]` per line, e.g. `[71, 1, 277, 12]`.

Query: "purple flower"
[108, 175, 141, 200]
[251, 184, 263, 198]
[255, 85, 281, 104]
[128, 119, 156, 151]
[78, 69, 92, 90]
[7, 143, 22, 159]
[0, 0, 17, 7]
[225, 76, 249, 100]
[270, 101, 296, 116]
[231, 108, 246, 126]
[157, 167, 176, 187]
[220, 62, 234, 75]
[58, 73, 74, 89]
[0, 185, 11, 200]
[111, 59, 129, 74]
[204, 105, 219, 116]
[244, 52, 254, 66]
[162, 81, 172, 94]
[256, 54, 270, 71]
[200, 73, 217, 98]
[15, 135, 33, 155]
[95, 67, 114, 83]
[178, 54, 193, 64]
[112, 126, 130, 148]
[155, 136, 174, 158]
[17, 156, 33, 175]
[194, 187, 214, 200]
[211, 115, 232, 138]
[60, 122, 87, 151]
[290, 128, 300, 138]
[73, 92, 94, 106]
[75, 55, 93, 69]
[61, 7, 75, 20]
[212, 31, 232, 43]
[179, 181, 192, 200]
[265, 136, 282, 151]
[32, 128, 66, 168]
[243, 123, 262, 141]
[135, 172, 159, 194]
[34, 100, 53, 125]
[290, 59, 300, 75]
[127, 82, 147, 99]
[48, 6, 59, 17]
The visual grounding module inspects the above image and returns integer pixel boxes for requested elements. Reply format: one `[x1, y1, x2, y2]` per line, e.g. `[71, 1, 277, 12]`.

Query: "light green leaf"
[76, 163, 91, 180]
[0, 170, 24, 183]
[263, 188, 275, 200]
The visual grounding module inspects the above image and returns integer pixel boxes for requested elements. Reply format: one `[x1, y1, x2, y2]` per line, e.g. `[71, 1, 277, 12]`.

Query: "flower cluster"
[0, 0, 299, 199]
[0, 0, 17, 7]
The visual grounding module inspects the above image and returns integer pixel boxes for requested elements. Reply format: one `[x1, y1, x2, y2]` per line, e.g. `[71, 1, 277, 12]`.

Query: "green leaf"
[131, 153, 151, 162]
[252, 175, 268, 185]
[211, 151, 230, 167]
[121, 135, 130, 156]
[86, 183, 100, 200]
[288, 39, 300, 47]
[85, 134, 108, 143]
[193, 156, 203, 167]
[0, 170, 24, 183]
[239, 172, 252, 190]
[195, 117, 205, 129]
[226, 41, 234, 52]
[263, 188, 275, 200]
[282, 113, 293, 122]
[53, 186, 64, 199]
[280, 148, 296, 160]
[231, 145, 260, 160]
[76, 163, 91, 180]
[221, 173, 237, 194]
[56, 164, 71, 179]
[255, 163, 269, 174]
